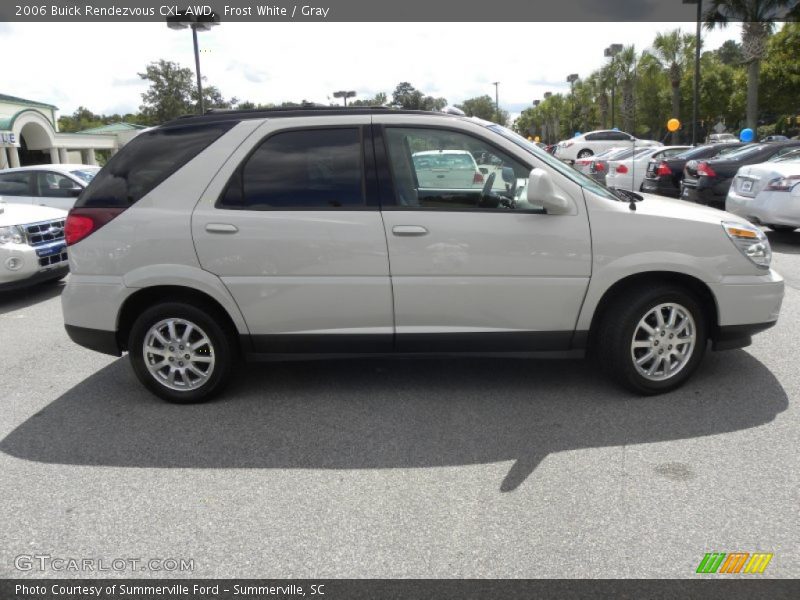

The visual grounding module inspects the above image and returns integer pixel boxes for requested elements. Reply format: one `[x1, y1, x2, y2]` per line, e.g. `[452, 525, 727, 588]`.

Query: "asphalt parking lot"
[0, 230, 798, 579]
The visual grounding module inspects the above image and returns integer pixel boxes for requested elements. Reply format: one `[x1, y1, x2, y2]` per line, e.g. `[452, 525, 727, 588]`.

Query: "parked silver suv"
[61, 107, 784, 403]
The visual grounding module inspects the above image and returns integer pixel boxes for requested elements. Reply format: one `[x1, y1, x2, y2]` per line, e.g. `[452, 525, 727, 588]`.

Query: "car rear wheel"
[577, 149, 594, 159]
[128, 302, 236, 403]
[596, 286, 707, 395]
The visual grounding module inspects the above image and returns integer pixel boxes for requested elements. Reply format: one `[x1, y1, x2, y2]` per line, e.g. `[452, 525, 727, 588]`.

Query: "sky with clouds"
[1, 21, 742, 119]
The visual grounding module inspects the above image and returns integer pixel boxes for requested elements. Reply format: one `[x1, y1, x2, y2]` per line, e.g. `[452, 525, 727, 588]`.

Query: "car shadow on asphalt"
[0, 279, 64, 315]
[766, 229, 800, 254]
[0, 350, 787, 492]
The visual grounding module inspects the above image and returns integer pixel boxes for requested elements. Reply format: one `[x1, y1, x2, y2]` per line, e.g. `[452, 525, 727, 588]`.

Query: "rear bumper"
[64, 324, 121, 356]
[641, 177, 680, 197]
[726, 190, 800, 228]
[681, 178, 732, 206]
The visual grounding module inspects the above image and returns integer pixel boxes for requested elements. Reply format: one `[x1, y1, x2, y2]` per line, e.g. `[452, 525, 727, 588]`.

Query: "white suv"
[61, 108, 784, 403]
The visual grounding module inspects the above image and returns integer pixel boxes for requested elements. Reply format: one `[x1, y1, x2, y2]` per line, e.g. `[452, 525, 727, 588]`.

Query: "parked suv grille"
[25, 219, 66, 246]
[39, 251, 68, 268]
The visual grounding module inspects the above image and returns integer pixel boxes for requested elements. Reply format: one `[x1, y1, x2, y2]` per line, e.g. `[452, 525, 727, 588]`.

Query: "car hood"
[0, 201, 67, 227]
[631, 192, 746, 226]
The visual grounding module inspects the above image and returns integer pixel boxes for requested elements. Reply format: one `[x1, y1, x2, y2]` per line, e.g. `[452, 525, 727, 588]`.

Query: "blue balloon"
[574, 131, 581, 137]
[612, 127, 619, 131]
[740, 128, 754, 142]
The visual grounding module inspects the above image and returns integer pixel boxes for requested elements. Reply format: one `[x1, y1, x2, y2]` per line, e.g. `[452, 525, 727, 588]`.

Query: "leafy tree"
[456, 95, 509, 124]
[391, 82, 447, 111]
[759, 22, 800, 117]
[350, 92, 388, 107]
[715, 39, 744, 65]
[650, 29, 695, 142]
[704, 0, 790, 131]
[611, 45, 638, 134]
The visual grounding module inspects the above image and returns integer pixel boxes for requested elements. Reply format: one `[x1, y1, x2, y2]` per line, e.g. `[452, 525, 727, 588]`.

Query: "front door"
[377, 123, 592, 352]
[192, 120, 393, 353]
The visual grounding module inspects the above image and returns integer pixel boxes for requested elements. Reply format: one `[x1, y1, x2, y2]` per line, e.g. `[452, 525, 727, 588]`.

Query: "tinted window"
[221, 128, 364, 209]
[36, 171, 82, 197]
[607, 131, 632, 141]
[76, 122, 235, 208]
[584, 132, 605, 141]
[0, 172, 33, 196]
[70, 168, 100, 183]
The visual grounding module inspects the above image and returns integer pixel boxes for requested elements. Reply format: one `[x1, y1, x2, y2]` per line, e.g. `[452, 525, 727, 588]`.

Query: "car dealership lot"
[0, 232, 798, 579]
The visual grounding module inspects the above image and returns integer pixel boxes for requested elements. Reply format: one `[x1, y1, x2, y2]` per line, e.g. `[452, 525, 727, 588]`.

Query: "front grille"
[39, 252, 68, 268]
[25, 219, 66, 246]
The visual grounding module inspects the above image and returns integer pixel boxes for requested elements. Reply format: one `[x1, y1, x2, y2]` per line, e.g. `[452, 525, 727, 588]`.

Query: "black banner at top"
[2, 0, 799, 22]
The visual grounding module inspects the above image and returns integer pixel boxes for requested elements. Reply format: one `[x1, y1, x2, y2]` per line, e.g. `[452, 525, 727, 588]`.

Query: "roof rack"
[164, 105, 455, 127]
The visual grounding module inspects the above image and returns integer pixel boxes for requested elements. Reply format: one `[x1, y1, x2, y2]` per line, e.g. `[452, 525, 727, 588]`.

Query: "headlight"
[722, 221, 771, 269]
[0, 225, 24, 245]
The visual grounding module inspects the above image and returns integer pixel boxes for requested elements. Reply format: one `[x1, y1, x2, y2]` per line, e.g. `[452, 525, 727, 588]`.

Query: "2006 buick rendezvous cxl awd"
[61, 107, 784, 403]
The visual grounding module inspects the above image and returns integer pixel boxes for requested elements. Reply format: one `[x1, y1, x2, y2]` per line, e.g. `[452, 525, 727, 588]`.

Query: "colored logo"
[696, 552, 773, 574]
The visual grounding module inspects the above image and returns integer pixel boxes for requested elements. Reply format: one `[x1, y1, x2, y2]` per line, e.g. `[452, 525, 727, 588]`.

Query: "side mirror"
[69, 187, 82, 197]
[527, 168, 573, 215]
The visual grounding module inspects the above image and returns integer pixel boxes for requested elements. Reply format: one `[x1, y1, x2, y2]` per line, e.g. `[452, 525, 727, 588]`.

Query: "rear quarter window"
[76, 121, 236, 208]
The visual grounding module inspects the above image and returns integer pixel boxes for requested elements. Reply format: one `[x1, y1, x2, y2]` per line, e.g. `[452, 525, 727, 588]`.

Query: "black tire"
[128, 301, 237, 403]
[768, 224, 796, 232]
[577, 149, 594, 159]
[595, 285, 707, 395]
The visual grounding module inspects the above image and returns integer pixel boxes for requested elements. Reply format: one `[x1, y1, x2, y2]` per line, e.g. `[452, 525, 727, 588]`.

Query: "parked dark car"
[642, 143, 744, 198]
[681, 141, 800, 207]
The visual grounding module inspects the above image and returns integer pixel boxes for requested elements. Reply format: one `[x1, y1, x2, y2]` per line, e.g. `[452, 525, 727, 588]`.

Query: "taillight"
[473, 172, 484, 184]
[656, 161, 672, 176]
[615, 164, 628, 174]
[595, 162, 605, 172]
[65, 207, 126, 246]
[697, 162, 717, 177]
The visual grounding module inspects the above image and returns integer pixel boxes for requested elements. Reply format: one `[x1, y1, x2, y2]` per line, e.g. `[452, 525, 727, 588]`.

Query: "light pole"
[604, 43, 622, 129]
[684, 0, 703, 145]
[491, 82, 501, 123]
[532, 99, 541, 140]
[567, 73, 579, 133]
[543, 92, 553, 143]
[167, 12, 220, 115]
[333, 90, 356, 106]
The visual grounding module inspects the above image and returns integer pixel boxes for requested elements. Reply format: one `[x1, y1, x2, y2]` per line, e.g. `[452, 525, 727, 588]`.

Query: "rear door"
[375, 118, 592, 352]
[192, 117, 394, 354]
[0, 171, 36, 204]
[33, 170, 83, 210]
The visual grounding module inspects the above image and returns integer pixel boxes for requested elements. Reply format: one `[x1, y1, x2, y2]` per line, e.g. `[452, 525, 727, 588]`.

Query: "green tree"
[611, 45, 638, 134]
[650, 29, 695, 142]
[456, 95, 509, 124]
[759, 22, 800, 117]
[391, 82, 447, 111]
[704, 0, 791, 131]
[350, 92, 388, 106]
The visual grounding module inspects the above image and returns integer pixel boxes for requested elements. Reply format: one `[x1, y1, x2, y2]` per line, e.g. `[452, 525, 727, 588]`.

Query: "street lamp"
[683, 0, 703, 145]
[604, 43, 622, 129]
[567, 73, 579, 132]
[333, 90, 356, 106]
[167, 12, 220, 115]
[492, 82, 500, 123]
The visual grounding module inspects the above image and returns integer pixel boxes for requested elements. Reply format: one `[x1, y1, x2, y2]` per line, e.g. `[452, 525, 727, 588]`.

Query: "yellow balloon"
[534, 136, 540, 143]
[667, 118, 681, 132]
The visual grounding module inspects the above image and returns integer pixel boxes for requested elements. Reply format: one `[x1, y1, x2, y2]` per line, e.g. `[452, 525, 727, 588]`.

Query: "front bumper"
[707, 269, 784, 350]
[0, 241, 69, 290]
[726, 189, 800, 228]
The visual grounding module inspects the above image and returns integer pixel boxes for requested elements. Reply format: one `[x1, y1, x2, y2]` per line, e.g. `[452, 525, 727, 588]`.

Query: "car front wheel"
[597, 286, 707, 395]
[577, 149, 594, 158]
[128, 302, 236, 403]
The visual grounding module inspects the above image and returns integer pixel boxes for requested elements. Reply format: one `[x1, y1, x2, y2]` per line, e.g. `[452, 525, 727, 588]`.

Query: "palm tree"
[651, 29, 695, 143]
[592, 65, 615, 129]
[704, 0, 795, 132]
[612, 46, 639, 134]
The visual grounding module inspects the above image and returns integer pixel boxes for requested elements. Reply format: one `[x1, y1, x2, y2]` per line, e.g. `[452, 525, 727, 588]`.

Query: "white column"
[81, 149, 97, 165]
[8, 146, 20, 168]
[50, 147, 60, 164]
[0, 148, 8, 170]
[58, 148, 69, 163]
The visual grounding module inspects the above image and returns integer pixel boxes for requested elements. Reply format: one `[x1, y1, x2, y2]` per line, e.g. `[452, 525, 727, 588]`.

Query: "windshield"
[769, 149, 800, 162]
[720, 144, 768, 160]
[486, 123, 620, 202]
[70, 168, 101, 183]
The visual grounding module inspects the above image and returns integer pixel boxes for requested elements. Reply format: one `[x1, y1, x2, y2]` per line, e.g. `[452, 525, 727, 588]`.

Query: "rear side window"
[220, 128, 364, 209]
[76, 122, 235, 208]
[0, 172, 33, 196]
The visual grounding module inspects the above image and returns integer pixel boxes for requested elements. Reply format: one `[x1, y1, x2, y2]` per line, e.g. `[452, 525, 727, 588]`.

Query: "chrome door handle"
[392, 225, 429, 236]
[205, 223, 239, 234]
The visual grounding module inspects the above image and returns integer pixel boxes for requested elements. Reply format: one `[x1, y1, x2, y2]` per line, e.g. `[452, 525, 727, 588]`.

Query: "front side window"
[220, 128, 364, 209]
[384, 127, 532, 210]
[0, 172, 33, 196]
[36, 171, 81, 198]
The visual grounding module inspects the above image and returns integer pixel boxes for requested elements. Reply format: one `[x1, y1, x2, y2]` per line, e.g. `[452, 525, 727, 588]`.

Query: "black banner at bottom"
[1, 579, 798, 600]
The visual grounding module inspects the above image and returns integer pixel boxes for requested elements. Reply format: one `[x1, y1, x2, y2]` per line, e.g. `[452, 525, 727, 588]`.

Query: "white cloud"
[0, 21, 741, 116]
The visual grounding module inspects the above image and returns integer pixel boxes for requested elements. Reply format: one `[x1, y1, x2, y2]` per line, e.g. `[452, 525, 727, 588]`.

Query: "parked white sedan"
[725, 156, 800, 231]
[554, 130, 661, 162]
[0, 164, 100, 211]
[606, 146, 691, 192]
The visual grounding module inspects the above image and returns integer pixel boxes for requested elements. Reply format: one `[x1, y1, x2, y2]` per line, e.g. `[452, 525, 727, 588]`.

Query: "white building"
[0, 93, 142, 170]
